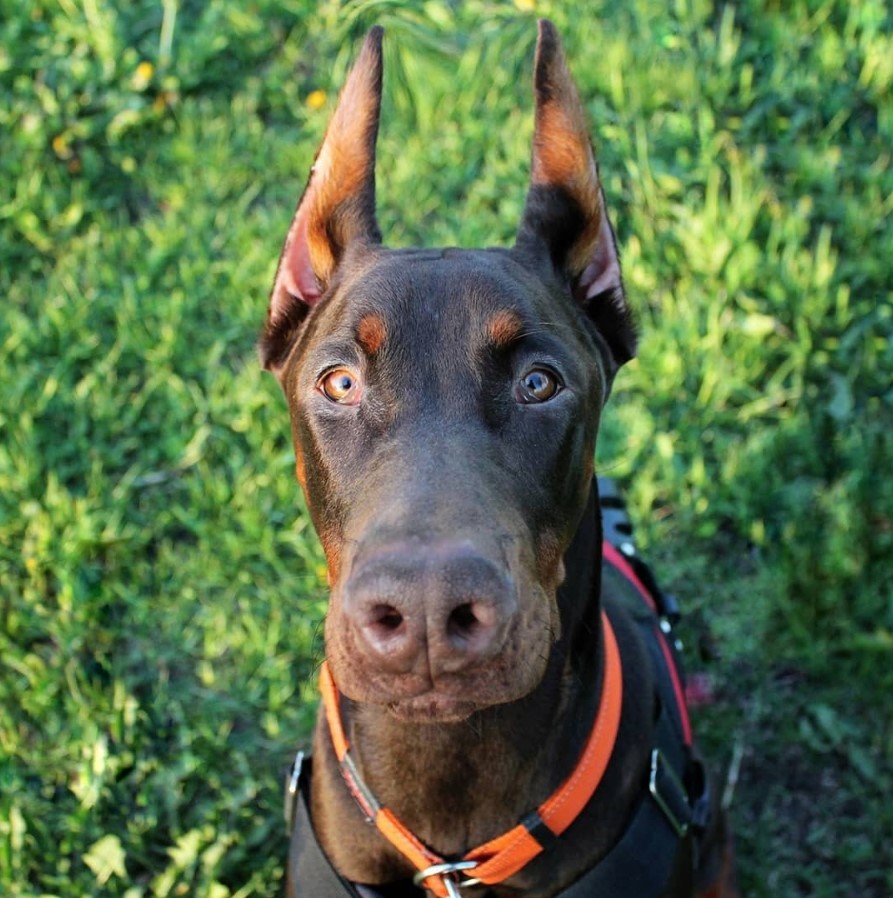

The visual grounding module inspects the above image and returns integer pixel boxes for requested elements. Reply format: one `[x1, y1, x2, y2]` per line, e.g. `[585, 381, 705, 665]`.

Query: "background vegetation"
[2, 0, 890, 895]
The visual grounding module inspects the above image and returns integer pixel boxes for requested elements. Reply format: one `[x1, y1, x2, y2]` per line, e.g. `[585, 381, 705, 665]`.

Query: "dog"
[262, 19, 738, 898]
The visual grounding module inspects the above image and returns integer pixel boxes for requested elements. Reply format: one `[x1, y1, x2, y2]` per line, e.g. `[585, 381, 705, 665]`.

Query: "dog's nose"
[342, 542, 516, 678]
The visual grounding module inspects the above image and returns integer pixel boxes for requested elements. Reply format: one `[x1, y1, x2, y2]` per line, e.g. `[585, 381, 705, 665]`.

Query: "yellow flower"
[307, 89, 327, 111]
[52, 133, 72, 159]
[132, 61, 154, 91]
[514, 0, 536, 10]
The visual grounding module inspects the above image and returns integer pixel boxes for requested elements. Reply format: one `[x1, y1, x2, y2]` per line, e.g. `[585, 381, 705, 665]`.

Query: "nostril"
[447, 601, 497, 643]
[448, 603, 477, 637]
[370, 604, 404, 632]
[351, 597, 418, 673]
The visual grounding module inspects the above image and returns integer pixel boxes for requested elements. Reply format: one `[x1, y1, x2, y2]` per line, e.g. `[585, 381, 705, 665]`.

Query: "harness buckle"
[413, 860, 480, 897]
[649, 749, 690, 838]
[284, 750, 305, 832]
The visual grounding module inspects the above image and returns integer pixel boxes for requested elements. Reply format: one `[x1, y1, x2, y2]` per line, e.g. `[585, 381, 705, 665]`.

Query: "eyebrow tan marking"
[486, 309, 524, 348]
[356, 312, 387, 355]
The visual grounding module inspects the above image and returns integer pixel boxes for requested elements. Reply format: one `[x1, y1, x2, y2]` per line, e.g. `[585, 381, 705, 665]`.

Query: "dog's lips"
[337, 664, 538, 723]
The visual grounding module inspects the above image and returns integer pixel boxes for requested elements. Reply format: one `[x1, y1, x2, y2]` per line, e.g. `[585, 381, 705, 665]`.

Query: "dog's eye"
[517, 368, 561, 403]
[319, 368, 362, 404]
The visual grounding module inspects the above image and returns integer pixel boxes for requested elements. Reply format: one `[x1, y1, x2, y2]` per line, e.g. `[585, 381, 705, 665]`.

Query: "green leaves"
[84, 834, 127, 886]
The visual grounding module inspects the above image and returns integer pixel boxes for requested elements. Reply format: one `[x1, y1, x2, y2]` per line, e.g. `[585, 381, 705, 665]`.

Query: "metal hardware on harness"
[649, 749, 690, 838]
[658, 618, 684, 654]
[413, 860, 480, 897]
[284, 750, 304, 831]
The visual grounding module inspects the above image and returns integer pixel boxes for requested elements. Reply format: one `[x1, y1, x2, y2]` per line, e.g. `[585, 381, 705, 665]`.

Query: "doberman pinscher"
[262, 20, 738, 898]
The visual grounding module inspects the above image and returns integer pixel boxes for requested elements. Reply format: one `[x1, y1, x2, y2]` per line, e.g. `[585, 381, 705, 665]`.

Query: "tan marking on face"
[356, 312, 387, 355]
[294, 445, 307, 490]
[486, 309, 524, 349]
[320, 525, 342, 586]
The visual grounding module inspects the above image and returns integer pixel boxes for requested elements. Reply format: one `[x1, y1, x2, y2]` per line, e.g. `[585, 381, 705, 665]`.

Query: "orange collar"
[319, 609, 623, 897]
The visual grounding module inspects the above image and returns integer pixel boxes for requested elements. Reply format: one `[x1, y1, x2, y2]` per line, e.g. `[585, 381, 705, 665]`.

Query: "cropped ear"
[515, 20, 636, 383]
[261, 28, 384, 374]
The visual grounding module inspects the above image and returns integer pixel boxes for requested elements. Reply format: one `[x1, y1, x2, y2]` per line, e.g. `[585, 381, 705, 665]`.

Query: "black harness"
[284, 485, 711, 897]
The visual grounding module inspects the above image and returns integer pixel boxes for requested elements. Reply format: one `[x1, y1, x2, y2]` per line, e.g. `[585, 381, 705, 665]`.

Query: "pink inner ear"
[580, 202, 622, 300]
[270, 211, 323, 322]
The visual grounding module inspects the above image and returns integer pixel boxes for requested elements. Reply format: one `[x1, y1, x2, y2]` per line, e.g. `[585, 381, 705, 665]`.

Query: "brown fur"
[485, 309, 525, 349]
[356, 312, 388, 355]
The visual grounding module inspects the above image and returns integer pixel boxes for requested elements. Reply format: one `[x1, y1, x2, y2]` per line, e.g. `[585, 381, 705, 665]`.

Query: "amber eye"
[319, 368, 362, 404]
[517, 368, 561, 403]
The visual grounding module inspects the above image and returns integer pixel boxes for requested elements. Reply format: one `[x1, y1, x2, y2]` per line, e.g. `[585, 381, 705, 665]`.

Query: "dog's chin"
[384, 694, 485, 724]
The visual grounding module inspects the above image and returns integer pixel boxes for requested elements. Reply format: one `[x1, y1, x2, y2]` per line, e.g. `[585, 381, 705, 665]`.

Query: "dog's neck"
[310, 486, 653, 893]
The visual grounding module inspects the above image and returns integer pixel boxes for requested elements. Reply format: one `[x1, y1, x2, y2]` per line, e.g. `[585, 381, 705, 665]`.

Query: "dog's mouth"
[328, 653, 541, 723]
[360, 662, 541, 723]
[385, 693, 485, 724]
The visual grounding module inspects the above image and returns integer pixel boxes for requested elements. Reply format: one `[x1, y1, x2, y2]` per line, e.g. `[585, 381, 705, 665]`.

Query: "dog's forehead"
[334, 246, 572, 335]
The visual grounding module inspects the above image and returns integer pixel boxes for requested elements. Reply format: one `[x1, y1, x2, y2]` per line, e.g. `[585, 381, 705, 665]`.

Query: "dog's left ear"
[261, 28, 384, 375]
[515, 20, 636, 382]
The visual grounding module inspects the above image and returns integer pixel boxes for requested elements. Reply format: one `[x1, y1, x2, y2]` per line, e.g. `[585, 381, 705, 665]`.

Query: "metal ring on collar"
[284, 750, 304, 831]
[413, 860, 480, 896]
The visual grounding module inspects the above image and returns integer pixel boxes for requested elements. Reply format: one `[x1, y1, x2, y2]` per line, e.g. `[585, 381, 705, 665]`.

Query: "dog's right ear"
[260, 28, 384, 375]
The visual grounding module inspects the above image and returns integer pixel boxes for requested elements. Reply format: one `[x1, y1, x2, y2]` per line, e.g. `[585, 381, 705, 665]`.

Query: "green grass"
[2, 0, 891, 895]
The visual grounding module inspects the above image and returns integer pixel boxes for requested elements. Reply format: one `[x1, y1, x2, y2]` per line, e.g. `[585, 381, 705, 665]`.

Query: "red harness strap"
[601, 541, 692, 746]
[318, 609, 623, 897]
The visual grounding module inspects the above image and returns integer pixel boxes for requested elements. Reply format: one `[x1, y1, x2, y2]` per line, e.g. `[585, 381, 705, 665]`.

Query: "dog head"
[261, 21, 635, 722]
